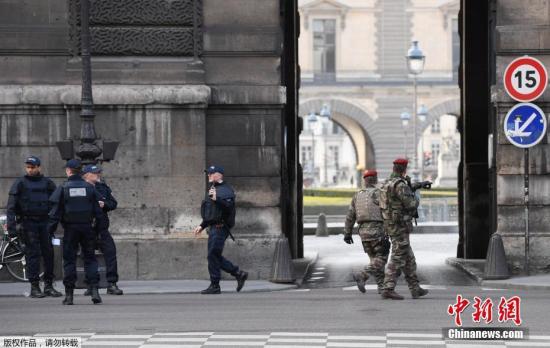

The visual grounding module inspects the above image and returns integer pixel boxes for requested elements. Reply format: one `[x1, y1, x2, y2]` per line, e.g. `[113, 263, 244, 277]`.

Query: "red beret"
[393, 158, 409, 166]
[363, 170, 378, 178]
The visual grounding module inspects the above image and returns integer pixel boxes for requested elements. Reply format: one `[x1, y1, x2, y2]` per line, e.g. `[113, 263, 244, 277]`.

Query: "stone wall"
[0, 0, 286, 280]
[493, 0, 550, 274]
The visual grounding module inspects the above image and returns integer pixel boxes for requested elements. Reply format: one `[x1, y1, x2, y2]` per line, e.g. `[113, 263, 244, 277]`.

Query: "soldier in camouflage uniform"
[343, 170, 390, 294]
[378, 158, 428, 300]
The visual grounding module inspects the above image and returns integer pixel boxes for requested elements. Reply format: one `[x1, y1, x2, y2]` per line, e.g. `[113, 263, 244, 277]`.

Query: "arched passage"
[299, 98, 377, 172]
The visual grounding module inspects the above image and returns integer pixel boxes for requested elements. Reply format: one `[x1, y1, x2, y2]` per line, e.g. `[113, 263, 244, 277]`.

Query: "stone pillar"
[493, 0, 550, 273]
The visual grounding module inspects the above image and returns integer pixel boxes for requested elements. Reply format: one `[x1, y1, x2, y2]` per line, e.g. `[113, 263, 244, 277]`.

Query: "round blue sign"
[504, 103, 547, 148]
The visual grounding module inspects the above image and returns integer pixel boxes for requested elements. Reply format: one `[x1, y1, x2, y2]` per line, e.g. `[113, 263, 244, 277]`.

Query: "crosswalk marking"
[29, 332, 549, 348]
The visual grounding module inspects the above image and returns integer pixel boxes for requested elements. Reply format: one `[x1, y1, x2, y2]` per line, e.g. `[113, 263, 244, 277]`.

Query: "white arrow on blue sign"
[504, 103, 547, 148]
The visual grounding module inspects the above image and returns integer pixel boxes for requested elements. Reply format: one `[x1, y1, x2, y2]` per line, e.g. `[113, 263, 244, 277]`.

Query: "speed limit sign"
[504, 56, 548, 102]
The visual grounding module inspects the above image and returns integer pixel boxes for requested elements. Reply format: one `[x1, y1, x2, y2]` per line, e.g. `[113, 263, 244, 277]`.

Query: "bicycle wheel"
[2, 242, 28, 282]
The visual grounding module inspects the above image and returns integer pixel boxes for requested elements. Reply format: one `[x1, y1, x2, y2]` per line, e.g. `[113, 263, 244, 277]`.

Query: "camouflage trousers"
[358, 222, 389, 290]
[382, 222, 420, 292]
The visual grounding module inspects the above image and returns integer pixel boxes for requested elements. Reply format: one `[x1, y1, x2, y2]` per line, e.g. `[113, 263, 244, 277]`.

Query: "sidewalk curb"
[293, 252, 319, 287]
[0, 281, 298, 298]
[446, 257, 550, 290]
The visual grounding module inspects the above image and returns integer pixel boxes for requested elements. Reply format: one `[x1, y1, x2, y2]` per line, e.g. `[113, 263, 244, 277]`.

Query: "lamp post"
[417, 104, 429, 179]
[307, 104, 331, 186]
[406, 40, 425, 180]
[307, 111, 318, 184]
[400, 110, 411, 158]
[56, 0, 119, 165]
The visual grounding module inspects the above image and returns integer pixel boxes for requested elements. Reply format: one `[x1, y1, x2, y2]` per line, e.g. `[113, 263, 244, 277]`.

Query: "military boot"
[411, 287, 429, 299]
[62, 288, 74, 305]
[83, 286, 91, 296]
[90, 287, 102, 304]
[377, 284, 384, 294]
[353, 272, 368, 293]
[107, 282, 124, 295]
[201, 283, 221, 295]
[30, 282, 46, 298]
[235, 271, 248, 292]
[43, 281, 62, 297]
[381, 289, 404, 300]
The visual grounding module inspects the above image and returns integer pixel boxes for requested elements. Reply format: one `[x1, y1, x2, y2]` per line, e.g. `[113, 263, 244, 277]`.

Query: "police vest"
[355, 188, 383, 223]
[20, 177, 51, 217]
[62, 181, 95, 224]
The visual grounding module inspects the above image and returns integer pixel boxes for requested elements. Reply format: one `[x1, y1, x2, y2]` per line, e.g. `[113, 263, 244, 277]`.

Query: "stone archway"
[419, 98, 460, 135]
[299, 98, 377, 171]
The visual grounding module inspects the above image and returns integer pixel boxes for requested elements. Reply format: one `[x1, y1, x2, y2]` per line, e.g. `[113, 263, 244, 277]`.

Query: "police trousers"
[207, 226, 239, 284]
[62, 223, 99, 289]
[97, 228, 119, 283]
[21, 219, 55, 283]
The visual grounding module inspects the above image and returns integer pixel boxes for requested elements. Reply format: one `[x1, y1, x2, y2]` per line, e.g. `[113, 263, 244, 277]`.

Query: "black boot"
[90, 286, 102, 304]
[107, 282, 123, 295]
[201, 283, 221, 295]
[411, 287, 429, 299]
[62, 288, 74, 305]
[381, 289, 404, 300]
[235, 271, 248, 292]
[30, 282, 45, 298]
[43, 281, 62, 297]
[353, 271, 368, 293]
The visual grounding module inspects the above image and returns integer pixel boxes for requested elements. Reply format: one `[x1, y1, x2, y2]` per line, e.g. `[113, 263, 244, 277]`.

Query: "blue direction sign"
[504, 103, 547, 148]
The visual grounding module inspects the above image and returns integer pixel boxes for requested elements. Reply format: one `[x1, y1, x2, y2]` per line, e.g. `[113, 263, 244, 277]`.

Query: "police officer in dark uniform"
[47, 159, 106, 305]
[82, 164, 123, 295]
[193, 165, 248, 294]
[6, 156, 62, 298]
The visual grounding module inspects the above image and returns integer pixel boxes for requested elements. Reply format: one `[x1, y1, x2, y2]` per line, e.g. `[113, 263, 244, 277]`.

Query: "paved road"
[1, 233, 548, 347]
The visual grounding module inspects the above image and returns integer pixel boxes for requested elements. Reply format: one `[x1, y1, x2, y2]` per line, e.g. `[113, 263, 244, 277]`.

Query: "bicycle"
[0, 215, 43, 282]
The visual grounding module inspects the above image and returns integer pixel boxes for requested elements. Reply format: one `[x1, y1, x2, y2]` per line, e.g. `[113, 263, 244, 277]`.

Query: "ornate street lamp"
[56, 0, 118, 165]
[400, 111, 411, 158]
[406, 40, 426, 180]
[417, 104, 429, 179]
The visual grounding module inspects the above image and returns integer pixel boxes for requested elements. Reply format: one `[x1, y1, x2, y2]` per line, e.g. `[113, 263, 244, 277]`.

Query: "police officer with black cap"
[193, 165, 248, 294]
[81, 164, 123, 295]
[6, 156, 62, 298]
[48, 159, 106, 305]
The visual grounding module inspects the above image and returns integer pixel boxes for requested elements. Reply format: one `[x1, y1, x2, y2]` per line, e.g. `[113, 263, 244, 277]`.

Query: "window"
[328, 145, 339, 170]
[431, 143, 440, 166]
[431, 119, 441, 134]
[301, 146, 312, 164]
[332, 122, 341, 135]
[313, 19, 336, 82]
[452, 18, 459, 81]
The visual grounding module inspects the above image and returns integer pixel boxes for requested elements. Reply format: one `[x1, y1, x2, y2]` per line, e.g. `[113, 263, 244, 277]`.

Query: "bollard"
[483, 233, 510, 280]
[315, 213, 328, 237]
[270, 234, 295, 283]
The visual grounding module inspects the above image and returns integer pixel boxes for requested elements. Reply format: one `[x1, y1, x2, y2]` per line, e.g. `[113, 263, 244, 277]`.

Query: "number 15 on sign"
[504, 56, 548, 102]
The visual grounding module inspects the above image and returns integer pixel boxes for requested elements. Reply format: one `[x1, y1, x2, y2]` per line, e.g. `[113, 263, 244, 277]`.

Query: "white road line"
[329, 336, 386, 341]
[265, 345, 326, 348]
[287, 289, 311, 292]
[92, 335, 151, 339]
[309, 277, 325, 280]
[506, 342, 550, 347]
[387, 339, 446, 345]
[270, 332, 329, 337]
[327, 342, 386, 348]
[210, 335, 270, 339]
[147, 338, 208, 343]
[203, 341, 265, 346]
[481, 288, 506, 291]
[528, 336, 550, 340]
[420, 285, 447, 290]
[343, 285, 378, 291]
[268, 338, 327, 343]
[141, 345, 202, 348]
[387, 333, 442, 338]
[34, 333, 95, 337]
[312, 272, 325, 275]
[153, 332, 214, 336]
[82, 341, 144, 346]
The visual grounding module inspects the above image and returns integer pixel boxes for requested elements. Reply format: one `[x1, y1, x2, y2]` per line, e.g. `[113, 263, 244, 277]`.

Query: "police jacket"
[200, 181, 236, 229]
[95, 180, 118, 216]
[6, 174, 56, 233]
[47, 175, 106, 235]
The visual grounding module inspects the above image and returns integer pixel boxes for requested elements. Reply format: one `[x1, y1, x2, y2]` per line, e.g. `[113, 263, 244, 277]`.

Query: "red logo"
[448, 295, 523, 327]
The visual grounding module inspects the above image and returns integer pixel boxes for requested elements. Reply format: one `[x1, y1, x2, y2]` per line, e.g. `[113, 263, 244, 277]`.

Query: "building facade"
[0, 0, 299, 279]
[298, 0, 461, 181]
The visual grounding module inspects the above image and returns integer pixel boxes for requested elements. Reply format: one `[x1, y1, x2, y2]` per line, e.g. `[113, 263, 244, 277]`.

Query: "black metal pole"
[77, 0, 101, 165]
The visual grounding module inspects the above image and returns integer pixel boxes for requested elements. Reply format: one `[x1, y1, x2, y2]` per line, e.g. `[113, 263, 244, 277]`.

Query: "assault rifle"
[404, 176, 432, 224]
